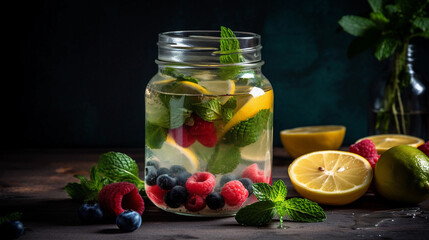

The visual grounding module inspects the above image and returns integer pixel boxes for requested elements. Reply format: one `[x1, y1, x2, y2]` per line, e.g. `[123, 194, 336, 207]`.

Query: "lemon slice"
[240, 129, 272, 162]
[280, 126, 346, 159]
[149, 136, 199, 173]
[288, 150, 373, 205]
[219, 88, 273, 137]
[358, 134, 425, 154]
[199, 80, 235, 95]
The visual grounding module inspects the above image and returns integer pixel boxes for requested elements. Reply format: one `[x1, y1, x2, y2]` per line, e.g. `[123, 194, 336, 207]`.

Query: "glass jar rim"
[159, 30, 261, 41]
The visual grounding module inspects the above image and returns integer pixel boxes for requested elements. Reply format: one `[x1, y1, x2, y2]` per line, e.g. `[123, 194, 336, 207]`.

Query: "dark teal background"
[6, 0, 428, 149]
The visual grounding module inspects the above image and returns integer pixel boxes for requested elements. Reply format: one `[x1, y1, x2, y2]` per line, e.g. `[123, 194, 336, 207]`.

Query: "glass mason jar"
[144, 30, 273, 217]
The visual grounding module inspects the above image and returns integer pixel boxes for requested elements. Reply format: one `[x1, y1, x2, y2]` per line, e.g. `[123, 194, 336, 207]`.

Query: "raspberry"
[221, 180, 248, 206]
[186, 172, 216, 195]
[349, 139, 380, 169]
[188, 115, 218, 147]
[98, 182, 145, 216]
[145, 185, 167, 205]
[169, 125, 196, 148]
[185, 194, 206, 212]
[418, 141, 429, 157]
[241, 164, 268, 183]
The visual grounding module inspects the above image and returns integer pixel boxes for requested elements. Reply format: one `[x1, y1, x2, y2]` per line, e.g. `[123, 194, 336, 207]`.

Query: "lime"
[374, 145, 429, 204]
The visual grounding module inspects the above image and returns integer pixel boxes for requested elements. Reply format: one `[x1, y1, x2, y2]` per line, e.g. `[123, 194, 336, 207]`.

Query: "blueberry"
[1, 220, 24, 239]
[156, 174, 176, 190]
[157, 167, 171, 176]
[78, 202, 104, 224]
[146, 160, 160, 170]
[164, 186, 188, 208]
[145, 166, 158, 186]
[220, 174, 236, 187]
[116, 210, 141, 232]
[238, 178, 253, 196]
[206, 192, 225, 210]
[170, 165, 187, 177]
[175, 171, 191, 187]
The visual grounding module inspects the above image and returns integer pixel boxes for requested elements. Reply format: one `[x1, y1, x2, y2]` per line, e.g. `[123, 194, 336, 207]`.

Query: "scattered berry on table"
[146, 160, 160, 170]
[1, 220, 24, 239]
[418, 141, 429, 157]
[164, 186, 189, 208]
[206, 192, 225, 210]
[241, 164, 268, 183]
[145, 185, 167, 205]
[238, 178, 253, 196]
[116, 210, 142, 232]
[186, 172, 216, 195]
[157, 167, 171, 176]
[145, 166, 158, 186]
[78, 202, 104, 224]
[349, 139, 380, 168]
[220, 174, 236, 187]
[98, 182, 145, 216]
[221, 180, 248, 206]
[169, 125, 196, 148]
[170, 165, 187, 177]
[157, 174, 177, 190]
[185, 194, 206, 212]
[176, 171, 192, 187]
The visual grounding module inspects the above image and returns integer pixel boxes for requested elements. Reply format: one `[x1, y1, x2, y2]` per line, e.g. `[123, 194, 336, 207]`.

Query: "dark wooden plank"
[1, 148, 428, 240]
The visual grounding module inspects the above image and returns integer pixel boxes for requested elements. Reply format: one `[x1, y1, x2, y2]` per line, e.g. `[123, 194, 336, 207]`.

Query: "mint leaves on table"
[224, 109, 271, 147]
[0, 212, 22, 225]
[65, 152, 144, 202]
[235, 180, 326, 227]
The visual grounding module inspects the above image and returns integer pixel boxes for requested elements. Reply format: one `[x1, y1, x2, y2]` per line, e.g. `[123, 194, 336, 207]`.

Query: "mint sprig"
[193, 97, 237, 123]
[219, 26, 245, 80]
[235, 180, 326, 227]
[65, 152, 145, 202]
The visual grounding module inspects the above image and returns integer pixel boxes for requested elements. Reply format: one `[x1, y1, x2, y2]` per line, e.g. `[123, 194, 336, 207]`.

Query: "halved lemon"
[218, 88, 274, 137]
[280, 126, 346, 159]
[149, 136, 199, 173]
[288, 150, 373, 205]
[358, 134, 425, 154]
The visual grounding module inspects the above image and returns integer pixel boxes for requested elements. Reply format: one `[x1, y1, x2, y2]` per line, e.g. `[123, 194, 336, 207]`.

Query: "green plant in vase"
[338, 0, 429, 135]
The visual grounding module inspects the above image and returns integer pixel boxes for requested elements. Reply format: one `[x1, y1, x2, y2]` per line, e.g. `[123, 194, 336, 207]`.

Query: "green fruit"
[374, 145, 429, 204]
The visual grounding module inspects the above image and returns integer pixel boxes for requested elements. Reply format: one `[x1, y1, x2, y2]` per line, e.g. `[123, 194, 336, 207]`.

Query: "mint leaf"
[252, 180, 287, 202]
[98, 152, 144, 190]
[413, 17, 429, 31]
[146, 93, 192, 129]
[282, 198, 327, 222]
[219, 26, 245, 79]
[370, 12, 389, 25]
[161, 67, 200, 83]
[65, 166, 107, 202]
[368, 0, 383, 13]
[222, 96, 237, 109]
[207, 144, 241, 174]
[0, 212, 23, 225]
[193, 98, 223, 122]
[374, 37, 400, 60]
[224, 109, 271, 147]
[338, 15, 376, 37]
[145, 121, 167, 149]
[221, 107, 234, 122]
[235, 200, 277, 226]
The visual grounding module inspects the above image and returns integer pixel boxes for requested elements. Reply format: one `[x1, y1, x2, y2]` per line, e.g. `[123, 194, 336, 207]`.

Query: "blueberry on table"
[206, 192, 225, 210]
[145, 166, 158, 186]
[116, 210, 142, 232]
[1, 220, 24, 239]
[164, 186, 189, 208]
[156, 174, 176, 190]
[78, 202, 104, 224]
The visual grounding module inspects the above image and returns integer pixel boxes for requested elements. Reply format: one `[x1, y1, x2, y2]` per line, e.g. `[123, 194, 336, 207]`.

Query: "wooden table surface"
[1, 148, 428, 240]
